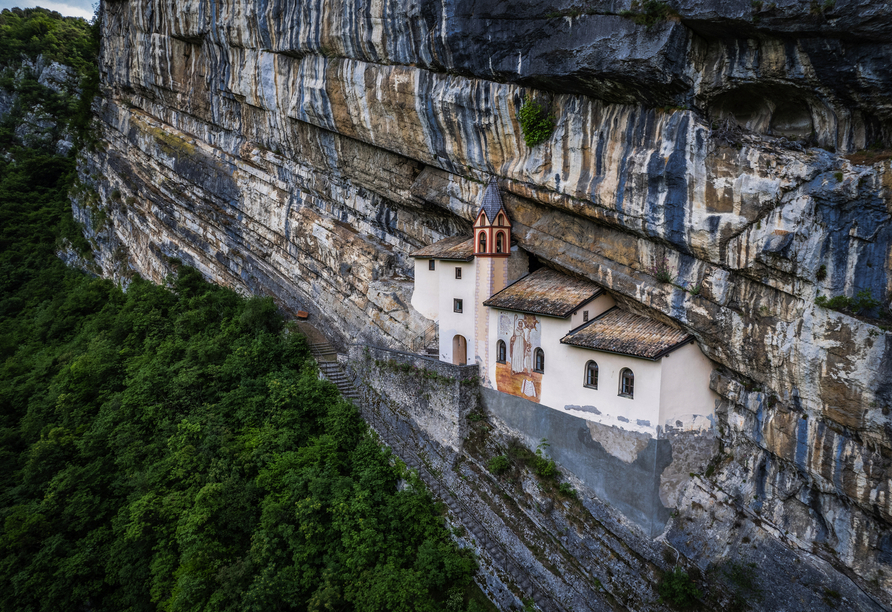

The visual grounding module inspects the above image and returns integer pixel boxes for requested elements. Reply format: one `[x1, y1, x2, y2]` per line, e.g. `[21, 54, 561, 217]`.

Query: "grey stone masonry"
[348, 345, 480, 452]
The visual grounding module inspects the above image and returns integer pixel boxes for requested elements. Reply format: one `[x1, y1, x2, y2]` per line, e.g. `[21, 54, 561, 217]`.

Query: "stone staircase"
[302, 329, 560, 612]
[307, 341, 361, 404]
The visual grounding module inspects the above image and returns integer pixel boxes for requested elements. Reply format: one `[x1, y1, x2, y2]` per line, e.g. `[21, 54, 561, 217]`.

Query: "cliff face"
[81, 0, 892, 603]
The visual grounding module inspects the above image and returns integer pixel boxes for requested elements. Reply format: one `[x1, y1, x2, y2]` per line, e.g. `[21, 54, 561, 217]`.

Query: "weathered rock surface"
[81, 0, 892, 606]
[0, 56, 79, 150]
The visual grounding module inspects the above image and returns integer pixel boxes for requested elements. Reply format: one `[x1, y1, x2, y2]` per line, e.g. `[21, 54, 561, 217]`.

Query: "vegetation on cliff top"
[0, 7, 99, 157]
[0, 7, 99, 75]
[0, 8, 488, 612]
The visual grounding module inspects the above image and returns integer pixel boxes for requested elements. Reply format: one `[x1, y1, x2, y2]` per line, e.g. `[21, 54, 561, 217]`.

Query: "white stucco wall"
[437, 260, 476, 363]
[411, 258, 440, 320]
[568, 293, 616, 330]
[544, 340, 664, 437]
[658, 341, 718, 433]
[484, 309, 663, 436]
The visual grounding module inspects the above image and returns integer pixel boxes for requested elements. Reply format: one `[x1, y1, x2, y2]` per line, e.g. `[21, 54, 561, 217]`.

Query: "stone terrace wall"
[480, 387, 718, 538]
[348, 345, 480, 452]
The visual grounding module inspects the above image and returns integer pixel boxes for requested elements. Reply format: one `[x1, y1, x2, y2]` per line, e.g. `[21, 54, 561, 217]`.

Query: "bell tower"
[473, 177, 512, 258]
[474, 177, 512, 375]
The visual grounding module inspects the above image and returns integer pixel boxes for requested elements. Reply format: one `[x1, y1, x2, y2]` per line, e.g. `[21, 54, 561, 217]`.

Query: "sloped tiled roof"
[478, 177, 507, 223]
[410, 235, 475, 261]
[483, 268, 602, 318]
[561, 308, 691, 360]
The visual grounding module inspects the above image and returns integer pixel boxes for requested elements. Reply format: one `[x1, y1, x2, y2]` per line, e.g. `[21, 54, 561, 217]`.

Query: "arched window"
[496, 340, 506, 363]
[619, 368, 634, 398]
[478, 231, 487, 253]
[584, 361, 599, 389]
[496, 232, 505, 253]
[534, 348, 545, 373]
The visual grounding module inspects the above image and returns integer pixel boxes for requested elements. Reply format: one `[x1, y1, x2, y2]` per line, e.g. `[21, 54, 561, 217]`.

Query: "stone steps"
[305, 335, 559, 610]
[308, 341, 361, 402]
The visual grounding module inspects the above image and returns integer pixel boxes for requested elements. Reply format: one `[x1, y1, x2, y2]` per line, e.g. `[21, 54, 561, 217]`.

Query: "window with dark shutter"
[533, 348, 544, 373]
[619, 368, 634, 398]
[585, 361, 598, 389]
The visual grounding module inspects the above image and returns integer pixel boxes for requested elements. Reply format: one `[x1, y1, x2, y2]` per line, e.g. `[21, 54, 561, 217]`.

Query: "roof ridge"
[410, 234, 475, 261]
[560, 307, 691, 360]
[483, 267, 602, 318]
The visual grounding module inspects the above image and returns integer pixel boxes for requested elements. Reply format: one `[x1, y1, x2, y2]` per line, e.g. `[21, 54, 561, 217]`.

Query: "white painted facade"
[560, 346, 665, 435]
[411, 258, 441, 320]
[568, 293, 616, 329]
[409, 183, 716, 439]
[658, 342, 717, 433]
[485, 299, 695, 437]
[434, 260, 477, 364]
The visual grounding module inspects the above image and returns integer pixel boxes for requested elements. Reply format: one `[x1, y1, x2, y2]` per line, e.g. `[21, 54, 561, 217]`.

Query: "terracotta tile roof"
[478, 177, 507, 223]
[483, 268, 602, 318]
[561, 308, 691, 360]
[410, 235, 475, 261]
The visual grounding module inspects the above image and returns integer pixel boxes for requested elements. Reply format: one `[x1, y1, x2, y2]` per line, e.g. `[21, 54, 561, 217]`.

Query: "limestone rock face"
[84, 0, 892, 604]
[0, 56, 79, 150]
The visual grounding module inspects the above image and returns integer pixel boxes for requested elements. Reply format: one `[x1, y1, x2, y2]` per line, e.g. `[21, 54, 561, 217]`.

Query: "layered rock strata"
[81, 0, 892, 604]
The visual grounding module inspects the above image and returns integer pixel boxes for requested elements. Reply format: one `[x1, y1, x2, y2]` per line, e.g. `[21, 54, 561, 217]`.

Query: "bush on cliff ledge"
[619, 0, 676, 28]
[657, 568, 702, 609]
[518, 95, 555, 148]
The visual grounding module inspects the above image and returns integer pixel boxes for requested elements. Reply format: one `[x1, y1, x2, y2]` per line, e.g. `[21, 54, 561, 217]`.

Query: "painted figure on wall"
[496, 312, 542, 402]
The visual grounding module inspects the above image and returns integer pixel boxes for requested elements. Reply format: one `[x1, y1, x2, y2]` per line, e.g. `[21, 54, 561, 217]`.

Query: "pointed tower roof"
[478, 177, 507, 223]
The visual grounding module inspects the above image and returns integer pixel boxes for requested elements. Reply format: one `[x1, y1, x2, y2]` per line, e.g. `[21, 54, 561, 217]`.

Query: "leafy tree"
[0, 8, 484, 612]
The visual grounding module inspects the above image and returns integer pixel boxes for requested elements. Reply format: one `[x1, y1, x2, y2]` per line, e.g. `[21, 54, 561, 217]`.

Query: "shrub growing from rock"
[488, 454, 511, 475]
[619, 0, 675, 27]
[518, 95, 554, 147]
[815, 289, 881, 316]
[657, 568, 702, 609]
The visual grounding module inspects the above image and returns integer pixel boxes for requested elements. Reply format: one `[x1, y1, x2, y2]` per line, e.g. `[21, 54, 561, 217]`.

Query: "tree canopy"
[1, 264, 479, 612]
[0, 8, 489, 612]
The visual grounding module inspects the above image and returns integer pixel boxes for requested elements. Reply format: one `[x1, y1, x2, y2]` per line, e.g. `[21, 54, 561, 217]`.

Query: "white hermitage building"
[410, 178, 717, 437]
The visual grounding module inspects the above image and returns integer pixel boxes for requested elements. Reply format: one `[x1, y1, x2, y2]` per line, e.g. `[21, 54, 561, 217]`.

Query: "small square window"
[583, 310, 589, 322]
[455, 267, 462, 279]
[428, 260, 436, 271]
[454, 299, 463, 313]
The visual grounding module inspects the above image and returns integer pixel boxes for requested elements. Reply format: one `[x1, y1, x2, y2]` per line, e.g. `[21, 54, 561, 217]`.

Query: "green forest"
[0, 8, 486, 611]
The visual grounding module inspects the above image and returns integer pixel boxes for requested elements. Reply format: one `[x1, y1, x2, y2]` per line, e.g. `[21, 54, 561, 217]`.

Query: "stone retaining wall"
[347, 345, 480, 452]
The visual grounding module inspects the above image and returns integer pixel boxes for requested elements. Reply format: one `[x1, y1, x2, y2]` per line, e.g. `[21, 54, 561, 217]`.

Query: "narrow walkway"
[296, 321, 361, 404]
[294, 320, 560, 612]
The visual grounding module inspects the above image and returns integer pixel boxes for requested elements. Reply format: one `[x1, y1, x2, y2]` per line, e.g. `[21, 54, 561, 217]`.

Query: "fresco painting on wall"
[495, 312, 542, 402]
